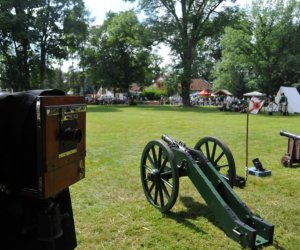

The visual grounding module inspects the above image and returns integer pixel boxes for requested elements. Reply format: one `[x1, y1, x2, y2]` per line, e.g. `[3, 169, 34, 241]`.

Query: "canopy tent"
[198, 90, 211, 96]
[190, 92, 199, 97]
[213, 89, 232, 96]
[275, 86, 300, 114]
[190, 90, 211, 97]
[243, 91, 266, 97]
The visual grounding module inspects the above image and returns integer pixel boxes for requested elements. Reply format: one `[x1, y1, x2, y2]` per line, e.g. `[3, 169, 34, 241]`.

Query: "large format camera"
[0, 89, 86, 249]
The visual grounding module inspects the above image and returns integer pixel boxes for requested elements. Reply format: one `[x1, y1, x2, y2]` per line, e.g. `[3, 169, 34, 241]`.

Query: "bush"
[141, 87, 167, 100]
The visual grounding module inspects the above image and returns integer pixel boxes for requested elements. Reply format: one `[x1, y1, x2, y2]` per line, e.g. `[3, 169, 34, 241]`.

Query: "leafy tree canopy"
[125, 0, 238, 105]
[213, 0, 300, 96]
[82, 10, 155, 94]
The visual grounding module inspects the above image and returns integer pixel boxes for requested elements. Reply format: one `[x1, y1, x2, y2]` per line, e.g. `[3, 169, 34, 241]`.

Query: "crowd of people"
[216, 93, 288, 115]
[215, 95, 249, 113]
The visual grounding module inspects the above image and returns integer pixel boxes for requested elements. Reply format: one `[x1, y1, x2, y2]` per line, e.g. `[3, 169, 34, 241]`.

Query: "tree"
[0, 0, 38, 90]
[126, 0, 237, 106]
[0, 0, 89, 91]
[82, 11, 154, 95]
[34, 0, 88, 88]
[214, 0, 300, 95]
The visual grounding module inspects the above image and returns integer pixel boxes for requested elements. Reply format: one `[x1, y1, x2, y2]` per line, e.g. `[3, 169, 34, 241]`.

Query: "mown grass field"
[71, 105, 300, 249]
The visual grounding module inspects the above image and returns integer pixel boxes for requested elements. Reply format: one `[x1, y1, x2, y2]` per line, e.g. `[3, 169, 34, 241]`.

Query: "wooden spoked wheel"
[194, 137, 236, 187]
[140, 140, 179, 213]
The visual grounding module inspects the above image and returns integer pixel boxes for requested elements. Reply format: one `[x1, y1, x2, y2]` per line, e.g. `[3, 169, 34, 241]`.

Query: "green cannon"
[140, 135, 274, 249]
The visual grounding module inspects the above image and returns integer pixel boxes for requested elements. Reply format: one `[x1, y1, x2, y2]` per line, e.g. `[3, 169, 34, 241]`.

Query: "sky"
[82, 0, 252, 66]
[63, 0, 252, 70]
[84, 0, 137, 25]
[84, 0, 252, 25]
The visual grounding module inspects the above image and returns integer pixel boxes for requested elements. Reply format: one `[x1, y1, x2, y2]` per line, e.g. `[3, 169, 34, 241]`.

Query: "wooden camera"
[35, 95, 86, 198]
[0, 90, 86, 199]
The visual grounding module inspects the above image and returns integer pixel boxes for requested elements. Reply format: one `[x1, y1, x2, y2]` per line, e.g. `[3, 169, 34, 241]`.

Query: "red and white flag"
[249, 97, 264, 114]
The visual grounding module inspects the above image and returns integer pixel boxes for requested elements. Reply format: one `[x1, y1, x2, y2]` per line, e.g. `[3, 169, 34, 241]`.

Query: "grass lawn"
[71, 105, 300, 249]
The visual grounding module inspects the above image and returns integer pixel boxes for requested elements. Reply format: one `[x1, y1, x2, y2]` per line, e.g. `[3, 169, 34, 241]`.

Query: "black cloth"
[0, 188, 77, 250]
[0, 90, 77, 250]
[0, 89, 65, 189]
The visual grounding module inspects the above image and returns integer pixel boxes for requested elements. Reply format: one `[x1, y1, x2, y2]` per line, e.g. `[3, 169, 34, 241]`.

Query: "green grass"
[71, 105, 300, 249]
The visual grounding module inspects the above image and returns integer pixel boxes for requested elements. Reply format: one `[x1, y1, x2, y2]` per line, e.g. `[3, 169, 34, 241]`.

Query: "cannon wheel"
[194, 137, 236, 187]
[141, 140, 179, 213]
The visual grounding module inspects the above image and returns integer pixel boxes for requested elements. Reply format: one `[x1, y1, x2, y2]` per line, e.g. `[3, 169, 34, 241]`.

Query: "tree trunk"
[14, 2, 31, 91]
[40, 40, 46, 89]
[181, 80, 191, 106]
[181, 50, 193, 106]
[20, 40, 31, 90]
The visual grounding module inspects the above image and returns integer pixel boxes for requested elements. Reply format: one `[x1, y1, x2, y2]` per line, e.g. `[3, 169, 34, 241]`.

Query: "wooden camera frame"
[35, 96, 86, 198]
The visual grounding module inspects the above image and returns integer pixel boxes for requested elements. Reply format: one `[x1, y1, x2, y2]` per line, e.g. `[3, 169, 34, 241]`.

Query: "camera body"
[35, 95, 86, 198]
[0, 90, 86, 198]
[0, 90, 86, 249]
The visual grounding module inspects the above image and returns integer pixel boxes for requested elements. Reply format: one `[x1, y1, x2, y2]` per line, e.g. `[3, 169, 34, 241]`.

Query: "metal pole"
[245, 105, 249, 180]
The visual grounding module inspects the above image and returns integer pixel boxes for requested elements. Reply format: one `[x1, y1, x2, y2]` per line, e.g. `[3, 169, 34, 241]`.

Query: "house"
[190, 79, 211, 91]
[177, 78, 211, 92]
[129, 83, 143, 93]
[129, 78, 211, 94]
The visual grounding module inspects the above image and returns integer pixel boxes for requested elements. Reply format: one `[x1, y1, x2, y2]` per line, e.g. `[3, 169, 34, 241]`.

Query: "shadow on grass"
[272, 241, 287, 250]
[166, 196, 286, 250]
[164, 196, 215, 235]
[290, 163, 300, 168]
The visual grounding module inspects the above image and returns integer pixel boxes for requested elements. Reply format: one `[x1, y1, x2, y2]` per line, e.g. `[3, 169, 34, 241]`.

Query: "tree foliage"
[213, 0, 300, 96]
[126, 0, 237, 105]
[82, 10, 154, 94]
[0, 0, 88, 91]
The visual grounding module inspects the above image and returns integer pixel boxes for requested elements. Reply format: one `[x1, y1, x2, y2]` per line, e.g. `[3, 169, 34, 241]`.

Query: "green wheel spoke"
[161, 182, 170, 200]
[217, 164, 229, 168]
[148, 182, 155, 195]
[151, 146, 158, 167]
[158, 183, 164, 206]
[160, 170, 172, 177]
[158, 147, 162, 170]
[195, 137, 236, 187]
[211, 142, 217, 162]
[205, 142, 210, 160]
[154, 184, 159, 204]
[214, 151, 225, 165]
[141, 140, 179, 212]
[145, 164, 153, 172]
[147, 153, 156, 169]
[161, 178, 173, 189]
[160, 156, 168, 171]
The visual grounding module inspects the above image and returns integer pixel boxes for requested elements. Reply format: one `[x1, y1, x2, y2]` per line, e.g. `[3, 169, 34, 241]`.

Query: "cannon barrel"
[162, 134, 187, 150]
[162, 134, 177, 145]
[280, 130, 300, 140]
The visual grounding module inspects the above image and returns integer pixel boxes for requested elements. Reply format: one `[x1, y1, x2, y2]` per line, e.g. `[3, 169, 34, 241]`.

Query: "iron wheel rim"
[194, 136, 236, 187]
[140, 140, 179, 213]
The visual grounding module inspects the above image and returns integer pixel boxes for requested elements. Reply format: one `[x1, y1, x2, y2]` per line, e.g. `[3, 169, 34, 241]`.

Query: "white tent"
[275, 86, 300, 114]
[243, 91, 266, 97]
[213, 89, 233, 96]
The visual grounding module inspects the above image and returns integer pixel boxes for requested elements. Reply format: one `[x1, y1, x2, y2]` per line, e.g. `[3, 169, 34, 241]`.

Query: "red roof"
[190, 79, 211, 91]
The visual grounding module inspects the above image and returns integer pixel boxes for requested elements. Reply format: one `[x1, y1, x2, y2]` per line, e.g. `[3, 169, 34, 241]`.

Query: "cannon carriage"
[140, 135, 274, 249]
[280, 130, 300, 167]
[0, 89, 86, 249]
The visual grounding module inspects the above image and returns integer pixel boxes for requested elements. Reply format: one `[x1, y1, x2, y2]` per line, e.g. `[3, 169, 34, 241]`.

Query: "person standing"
[279, 93, 288, 115]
